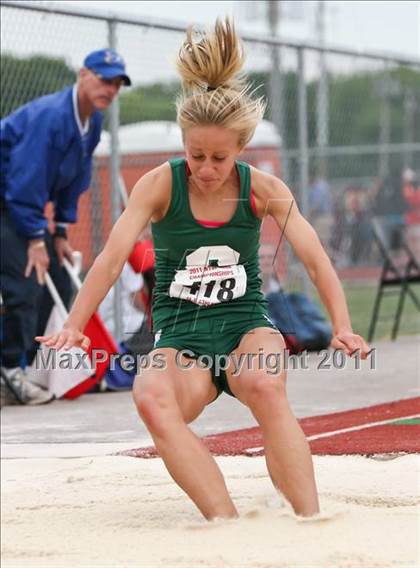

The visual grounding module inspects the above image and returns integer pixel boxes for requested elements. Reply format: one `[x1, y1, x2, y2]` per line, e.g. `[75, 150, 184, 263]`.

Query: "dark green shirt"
[151, 158, 269, 334]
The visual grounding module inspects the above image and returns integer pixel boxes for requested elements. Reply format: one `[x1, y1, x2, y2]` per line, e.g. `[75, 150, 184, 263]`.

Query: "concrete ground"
[1, 336, 419, 458]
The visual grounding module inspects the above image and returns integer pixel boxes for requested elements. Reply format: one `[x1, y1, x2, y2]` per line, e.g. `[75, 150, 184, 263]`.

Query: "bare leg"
[149, 415, 238, 520]
[133, 349, 238, 520]
[227, 328, 319, 517]
[249, 395, 319, 516]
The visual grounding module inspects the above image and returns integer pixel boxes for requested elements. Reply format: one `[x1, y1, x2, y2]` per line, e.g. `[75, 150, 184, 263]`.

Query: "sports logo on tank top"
[169, 245, 247, 306]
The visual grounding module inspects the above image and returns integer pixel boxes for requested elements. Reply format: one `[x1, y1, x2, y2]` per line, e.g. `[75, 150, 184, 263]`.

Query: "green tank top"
[151, 157, 268, 334]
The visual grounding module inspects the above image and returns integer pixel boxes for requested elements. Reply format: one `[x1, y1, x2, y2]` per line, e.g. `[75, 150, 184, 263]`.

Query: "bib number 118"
[189, 277, 236, 302]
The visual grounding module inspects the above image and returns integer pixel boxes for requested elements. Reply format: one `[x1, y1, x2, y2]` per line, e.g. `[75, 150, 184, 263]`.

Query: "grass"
[343, 282, 420, 340]
[310, 281, 420, 340]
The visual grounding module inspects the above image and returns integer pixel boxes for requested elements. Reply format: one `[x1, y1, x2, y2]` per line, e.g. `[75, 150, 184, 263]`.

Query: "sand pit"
[1, 453, 419, 567]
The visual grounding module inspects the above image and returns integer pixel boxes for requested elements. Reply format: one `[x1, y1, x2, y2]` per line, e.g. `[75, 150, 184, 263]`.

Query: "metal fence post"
[108, 18, 123, 342]
[378, 85, 391, 179]
[267, 1, 290, 183]
[403, 87, 415, 169]
[297, 47, 312, 298]
[316, 0, 329, 178]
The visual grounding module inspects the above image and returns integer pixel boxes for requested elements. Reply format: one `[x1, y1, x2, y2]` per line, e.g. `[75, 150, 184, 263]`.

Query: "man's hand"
[25, 239, 49, 284]
[54, 236, 74, 266]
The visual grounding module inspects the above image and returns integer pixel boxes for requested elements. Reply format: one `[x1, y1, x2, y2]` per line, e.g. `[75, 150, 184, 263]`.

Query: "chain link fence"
[2, 0, 420, 337]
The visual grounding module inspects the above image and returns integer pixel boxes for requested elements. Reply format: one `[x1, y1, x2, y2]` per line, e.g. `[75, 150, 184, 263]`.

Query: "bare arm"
[252, 169, 370, 357]
[37, 163, 171, 350]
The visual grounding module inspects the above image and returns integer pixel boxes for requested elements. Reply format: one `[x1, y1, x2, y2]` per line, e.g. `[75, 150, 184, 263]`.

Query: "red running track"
[119, 397, 420, 459]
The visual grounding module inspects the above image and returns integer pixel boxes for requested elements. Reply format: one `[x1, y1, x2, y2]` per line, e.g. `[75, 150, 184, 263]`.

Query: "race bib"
[169, 245, 247, 306]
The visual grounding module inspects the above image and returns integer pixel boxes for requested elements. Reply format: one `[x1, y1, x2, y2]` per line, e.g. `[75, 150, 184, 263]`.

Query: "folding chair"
[368, 216, 420, 341]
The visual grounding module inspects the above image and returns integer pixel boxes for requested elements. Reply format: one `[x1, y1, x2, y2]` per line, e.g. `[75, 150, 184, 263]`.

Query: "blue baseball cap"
[84, 48, 131, 86]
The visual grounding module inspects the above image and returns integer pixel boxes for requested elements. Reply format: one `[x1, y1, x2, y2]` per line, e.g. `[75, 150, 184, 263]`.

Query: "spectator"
[258, 241, 281, 294]
[370, 172, 406, 251]
[402, 168, 420, 259]
[0, 49, 131, 406]
[328, 191, 347, 267]
[345, 186, 373, 266]
[308, 175, 333, 251]
[124, 230, 156, 357]
[99, 263, 146, 344]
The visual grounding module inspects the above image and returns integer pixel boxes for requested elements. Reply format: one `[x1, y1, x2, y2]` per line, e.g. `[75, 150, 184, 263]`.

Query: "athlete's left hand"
[330, 330, 371, 359]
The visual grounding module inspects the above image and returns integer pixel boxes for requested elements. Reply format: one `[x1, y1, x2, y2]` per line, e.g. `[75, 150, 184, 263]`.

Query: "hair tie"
[207, 85, 216, 92]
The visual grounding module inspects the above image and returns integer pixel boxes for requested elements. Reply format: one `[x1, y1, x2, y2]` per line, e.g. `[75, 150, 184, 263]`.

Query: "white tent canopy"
[95, 119, 281, 156]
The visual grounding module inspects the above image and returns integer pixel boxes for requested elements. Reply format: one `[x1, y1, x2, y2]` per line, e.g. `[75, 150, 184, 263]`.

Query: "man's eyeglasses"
[89, 70, 124, 89]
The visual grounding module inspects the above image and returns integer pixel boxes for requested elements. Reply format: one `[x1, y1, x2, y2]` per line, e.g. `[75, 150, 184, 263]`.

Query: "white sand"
[1, 453, 419, 567]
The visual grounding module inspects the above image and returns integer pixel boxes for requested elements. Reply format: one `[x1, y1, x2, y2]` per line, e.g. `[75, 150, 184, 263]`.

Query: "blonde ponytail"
[176, 18, 265, 147]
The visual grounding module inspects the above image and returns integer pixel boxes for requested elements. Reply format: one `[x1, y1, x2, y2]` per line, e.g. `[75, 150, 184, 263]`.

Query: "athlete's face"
[78, 68, 122, 110]
[184, 125, 243, 192]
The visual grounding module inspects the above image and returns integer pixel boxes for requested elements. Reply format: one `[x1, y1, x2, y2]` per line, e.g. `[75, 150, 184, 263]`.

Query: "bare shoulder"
[249, 166, 295, 217]
[129, 161, 172, 221]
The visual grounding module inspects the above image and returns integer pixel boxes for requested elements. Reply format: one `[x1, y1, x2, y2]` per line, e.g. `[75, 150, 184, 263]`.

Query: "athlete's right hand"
[35, 326, 91, 352]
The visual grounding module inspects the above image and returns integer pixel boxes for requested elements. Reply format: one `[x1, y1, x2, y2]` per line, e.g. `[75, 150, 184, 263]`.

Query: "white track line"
[244, 413, 420, 454]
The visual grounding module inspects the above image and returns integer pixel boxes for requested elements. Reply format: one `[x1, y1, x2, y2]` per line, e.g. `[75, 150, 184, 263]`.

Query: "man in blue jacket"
[0, 48, 131, 406]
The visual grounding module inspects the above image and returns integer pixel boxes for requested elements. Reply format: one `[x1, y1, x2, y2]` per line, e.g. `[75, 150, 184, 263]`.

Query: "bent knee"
[241, 372, 287, 407]
[133, 381, 180, 434]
